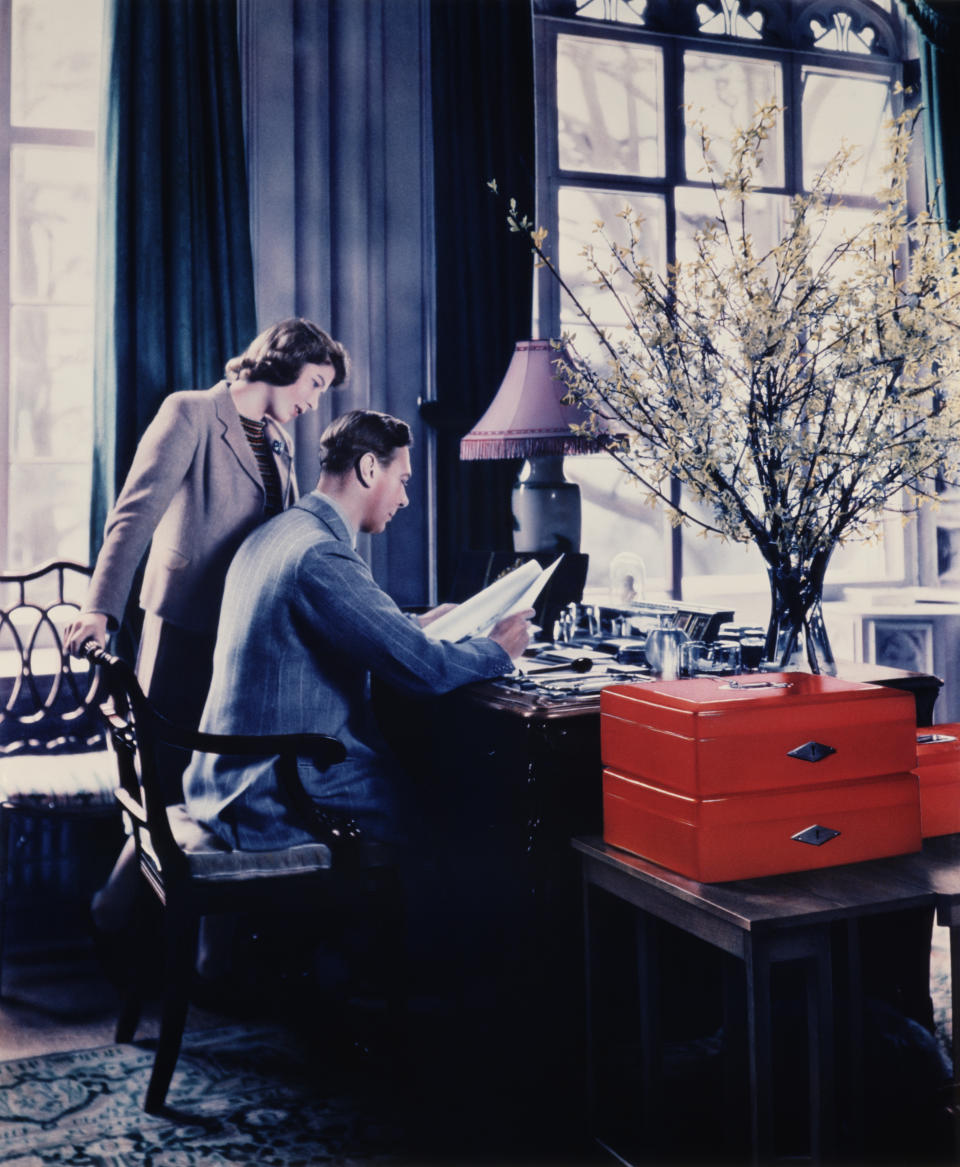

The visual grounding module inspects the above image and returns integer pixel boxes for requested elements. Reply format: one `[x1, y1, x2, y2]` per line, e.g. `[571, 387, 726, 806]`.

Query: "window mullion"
[784, 54, 803, 194]
[665, 35, 683, 598]
[0, 0, 12, 570]
[534, 16, 560, 340]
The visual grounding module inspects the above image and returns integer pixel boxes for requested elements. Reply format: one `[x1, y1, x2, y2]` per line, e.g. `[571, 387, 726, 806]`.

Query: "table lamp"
[460, 339, 604, 553]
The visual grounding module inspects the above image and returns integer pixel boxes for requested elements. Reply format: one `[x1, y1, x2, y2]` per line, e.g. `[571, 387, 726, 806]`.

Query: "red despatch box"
[601, 673, 918, 797]
[600, 673, 922, 882]
[603, 768, 921, 883]
[916, 724, 960, 838]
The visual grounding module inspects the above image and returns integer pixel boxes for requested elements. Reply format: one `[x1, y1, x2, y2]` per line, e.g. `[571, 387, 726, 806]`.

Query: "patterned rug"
[0, 1024, 406, 1166]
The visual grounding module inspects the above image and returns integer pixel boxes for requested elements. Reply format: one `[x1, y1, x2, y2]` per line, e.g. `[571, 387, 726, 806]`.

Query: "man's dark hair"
[319, 410, 412, 475]
[225, 318, 350, 387]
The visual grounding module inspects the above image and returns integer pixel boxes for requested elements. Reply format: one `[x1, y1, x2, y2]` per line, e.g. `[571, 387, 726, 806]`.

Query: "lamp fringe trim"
[460, 435, 603, 460]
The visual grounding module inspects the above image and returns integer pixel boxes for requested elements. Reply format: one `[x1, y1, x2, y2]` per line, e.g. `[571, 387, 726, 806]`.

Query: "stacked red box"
[916, 724, 960, 837]
[601, 673, 921, 883]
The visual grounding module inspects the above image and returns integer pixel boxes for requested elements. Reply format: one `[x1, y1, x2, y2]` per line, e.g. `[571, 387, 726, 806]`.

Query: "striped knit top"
[239, 415, 284, 517]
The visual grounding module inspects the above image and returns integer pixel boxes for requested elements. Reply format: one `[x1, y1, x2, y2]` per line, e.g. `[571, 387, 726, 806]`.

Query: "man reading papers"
[184, 409, 532, 849]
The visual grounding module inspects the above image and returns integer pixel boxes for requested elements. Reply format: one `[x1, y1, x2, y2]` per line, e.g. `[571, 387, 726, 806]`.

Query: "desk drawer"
[602, 767, 922, 883]
[917, 724, 960, 837]
[601, 674, 917, 797]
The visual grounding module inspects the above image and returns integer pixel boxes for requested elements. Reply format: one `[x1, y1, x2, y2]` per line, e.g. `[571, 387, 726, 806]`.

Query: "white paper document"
[424, 557, 562, 642]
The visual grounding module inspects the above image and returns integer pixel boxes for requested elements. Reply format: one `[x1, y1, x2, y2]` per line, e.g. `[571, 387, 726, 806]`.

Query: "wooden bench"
[0, 561, 121, 992]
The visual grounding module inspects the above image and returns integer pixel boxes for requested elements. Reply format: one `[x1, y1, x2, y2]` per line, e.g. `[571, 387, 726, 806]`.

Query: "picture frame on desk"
[866, 618, 935, 675]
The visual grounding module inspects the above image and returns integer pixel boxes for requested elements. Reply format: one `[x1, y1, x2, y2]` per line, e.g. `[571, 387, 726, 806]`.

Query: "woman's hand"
[416, 602, 458, 628]
[63, 612, 109, 657]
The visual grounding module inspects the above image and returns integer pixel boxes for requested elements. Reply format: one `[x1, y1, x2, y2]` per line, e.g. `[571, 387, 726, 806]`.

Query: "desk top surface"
[468, 661, 942, 721]
[573, 834, 960, 933]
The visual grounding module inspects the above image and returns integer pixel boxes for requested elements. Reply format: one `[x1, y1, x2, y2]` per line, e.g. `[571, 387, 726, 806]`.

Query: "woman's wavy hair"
[319, 410, 412, 475]
[225, 318, 350, 387]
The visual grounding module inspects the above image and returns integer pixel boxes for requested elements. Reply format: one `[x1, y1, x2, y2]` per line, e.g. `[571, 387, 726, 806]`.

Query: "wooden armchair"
[82, 641, 404, 1114]
[0, 561, 122, 993]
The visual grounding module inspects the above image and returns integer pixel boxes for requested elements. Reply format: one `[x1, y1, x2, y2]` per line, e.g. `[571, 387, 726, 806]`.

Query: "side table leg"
[744, 938, 774, 1161]
[721, 952, 749, 1156]
[807, 933, 837, 1161]
[841, 918, 865, 1156]
[635, 910, 661, 1150]
[949, 922, 960, 1160]
[582, 872, 597, 1135]
[745, 930, 836, 1164]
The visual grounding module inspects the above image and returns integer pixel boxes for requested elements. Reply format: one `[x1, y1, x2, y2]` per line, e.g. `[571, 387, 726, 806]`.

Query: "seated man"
[184, 408, 531, 849]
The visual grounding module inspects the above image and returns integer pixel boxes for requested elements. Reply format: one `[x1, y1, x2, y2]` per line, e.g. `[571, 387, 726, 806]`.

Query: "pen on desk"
[517, 657, 594, 676]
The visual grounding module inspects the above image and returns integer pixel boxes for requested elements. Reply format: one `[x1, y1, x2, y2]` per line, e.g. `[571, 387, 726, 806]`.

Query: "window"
[0, 0, 104, 571]
[533, 0, 912, 621]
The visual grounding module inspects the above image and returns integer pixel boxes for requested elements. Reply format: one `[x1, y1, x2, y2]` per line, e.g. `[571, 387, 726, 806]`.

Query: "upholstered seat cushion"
[0, 748, 117, 810]
[159, 804, 333, 882]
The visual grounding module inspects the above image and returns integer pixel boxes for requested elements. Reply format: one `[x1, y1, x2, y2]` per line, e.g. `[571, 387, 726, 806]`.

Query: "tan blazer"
[85, 381, 296, 636]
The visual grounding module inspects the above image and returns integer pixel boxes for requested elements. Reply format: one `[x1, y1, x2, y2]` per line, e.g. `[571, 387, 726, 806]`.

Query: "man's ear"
[356, 451, 377, 487]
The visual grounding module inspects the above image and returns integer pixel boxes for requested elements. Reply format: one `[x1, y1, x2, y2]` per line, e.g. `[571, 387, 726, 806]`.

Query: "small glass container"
[685, 641, 742, 676]
[709, 642, 742, 675]
[740, 636, 766, 671]
[680, 640, 707, 677]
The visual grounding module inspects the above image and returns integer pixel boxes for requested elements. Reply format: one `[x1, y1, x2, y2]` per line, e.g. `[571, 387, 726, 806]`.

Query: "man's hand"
[64, 612, 109, 656]
[416, 602, 458, 628]
[488, 609, 534, 660]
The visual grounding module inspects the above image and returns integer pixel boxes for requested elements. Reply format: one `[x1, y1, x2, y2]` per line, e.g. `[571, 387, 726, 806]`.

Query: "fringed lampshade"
[459, 340, 602, 461]
[460, 340, 603, 554]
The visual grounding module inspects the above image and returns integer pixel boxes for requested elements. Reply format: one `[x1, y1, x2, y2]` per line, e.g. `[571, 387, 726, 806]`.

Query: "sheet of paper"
[425, 556, 562, 642]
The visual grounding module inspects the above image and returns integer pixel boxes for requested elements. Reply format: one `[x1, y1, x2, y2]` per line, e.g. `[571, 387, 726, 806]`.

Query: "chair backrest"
[82, 643, 349, 877]
[0, 561, 105, 757]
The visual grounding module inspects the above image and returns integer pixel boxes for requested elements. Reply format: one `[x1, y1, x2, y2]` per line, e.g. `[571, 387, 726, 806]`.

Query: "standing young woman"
[65, 317, 350, 928]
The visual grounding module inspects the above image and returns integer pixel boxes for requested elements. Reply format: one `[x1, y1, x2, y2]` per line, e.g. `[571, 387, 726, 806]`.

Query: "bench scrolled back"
[0, 561, 116, 811]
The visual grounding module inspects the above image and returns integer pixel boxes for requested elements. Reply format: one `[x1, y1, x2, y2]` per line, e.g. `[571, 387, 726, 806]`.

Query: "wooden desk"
[575, 834, 960, 1164]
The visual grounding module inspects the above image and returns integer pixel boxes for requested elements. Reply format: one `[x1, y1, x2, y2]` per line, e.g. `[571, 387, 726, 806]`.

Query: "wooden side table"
[574, 835, 960, 1164]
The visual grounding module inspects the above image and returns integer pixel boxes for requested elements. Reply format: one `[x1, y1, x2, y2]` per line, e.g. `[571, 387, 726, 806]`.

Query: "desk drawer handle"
[787, 740, 837, 763]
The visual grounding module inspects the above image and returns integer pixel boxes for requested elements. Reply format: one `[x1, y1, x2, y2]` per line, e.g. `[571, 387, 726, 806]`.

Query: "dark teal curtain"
[91, 0, 257, 559]
[901, 0, 960, 228]
[429, 0, 535, 597]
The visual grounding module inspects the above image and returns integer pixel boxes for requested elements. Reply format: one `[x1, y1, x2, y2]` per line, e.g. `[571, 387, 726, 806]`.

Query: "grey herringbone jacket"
[184, 493, 513, 847]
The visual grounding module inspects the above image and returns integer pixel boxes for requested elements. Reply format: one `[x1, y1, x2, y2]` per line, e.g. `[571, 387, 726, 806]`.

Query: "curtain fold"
[92, 0, 257, 561]
[901, 0, 960, 229]
[430, 0, 535, 597]
[239, 0, 435, 606]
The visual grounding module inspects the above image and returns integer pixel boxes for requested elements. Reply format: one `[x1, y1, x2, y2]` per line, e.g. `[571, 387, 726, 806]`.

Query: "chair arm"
[81, 641, 346, 769]
[182, 729, 346, 768]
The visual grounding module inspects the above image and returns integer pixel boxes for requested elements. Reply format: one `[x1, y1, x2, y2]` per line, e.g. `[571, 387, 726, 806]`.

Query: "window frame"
[0, 0, 99, 571]
[533, 0, 913, 603]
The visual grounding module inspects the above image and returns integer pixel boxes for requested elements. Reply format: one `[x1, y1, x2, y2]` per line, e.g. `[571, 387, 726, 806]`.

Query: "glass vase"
[764, 567, 836, 676]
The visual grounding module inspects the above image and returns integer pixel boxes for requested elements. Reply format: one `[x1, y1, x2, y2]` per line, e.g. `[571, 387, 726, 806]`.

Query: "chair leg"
[144, 904, 199, 1114]
[115, 983, 143, 1044]
[368, 866, 409, 1065]
[113, 882, 156, 1043]
[382, 869, 408, 1021]
[0, 807, 9, 998]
